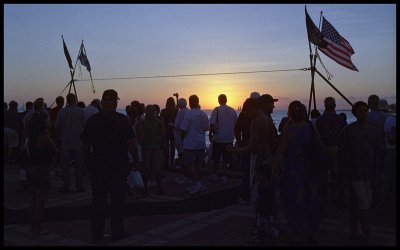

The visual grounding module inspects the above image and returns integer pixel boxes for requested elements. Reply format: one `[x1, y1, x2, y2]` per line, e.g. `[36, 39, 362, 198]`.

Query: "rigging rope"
[74, 67, 309, 82]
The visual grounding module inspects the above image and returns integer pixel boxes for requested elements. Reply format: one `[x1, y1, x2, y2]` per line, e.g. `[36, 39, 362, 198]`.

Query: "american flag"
[318, 17, 358, 71]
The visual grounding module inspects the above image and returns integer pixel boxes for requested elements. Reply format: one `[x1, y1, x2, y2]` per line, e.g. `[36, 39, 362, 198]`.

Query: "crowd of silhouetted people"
[4, 91, 396, 245]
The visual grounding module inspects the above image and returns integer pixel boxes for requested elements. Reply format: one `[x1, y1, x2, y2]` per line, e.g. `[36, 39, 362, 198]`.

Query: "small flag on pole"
[78, 43, 91, 72]
[318, 17, 358, 71]
[62, 35, 74, 70]
[78, 42, 95, 93]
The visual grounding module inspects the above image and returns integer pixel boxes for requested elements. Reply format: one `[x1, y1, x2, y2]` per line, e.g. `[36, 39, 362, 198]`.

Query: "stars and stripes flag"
[318, 17, 358, 71]
[62, 36, 74, 70]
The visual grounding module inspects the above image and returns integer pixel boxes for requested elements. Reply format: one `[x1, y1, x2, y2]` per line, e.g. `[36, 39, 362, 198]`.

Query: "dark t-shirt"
[81, 110, 135, 169]
[234, 112, 252, 147]
[338, 122, 379, 181]
[160, 108, 177, 140]
[315, 112, 346, 147]
[4, 110, 19, 129]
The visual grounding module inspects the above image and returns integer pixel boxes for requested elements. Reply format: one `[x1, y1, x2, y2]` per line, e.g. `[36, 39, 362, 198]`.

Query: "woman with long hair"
[160, 97, 178, 168]
[26, 100, 59, 236]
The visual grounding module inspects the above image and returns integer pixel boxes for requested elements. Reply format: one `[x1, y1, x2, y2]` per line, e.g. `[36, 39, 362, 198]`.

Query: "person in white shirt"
[180, 95, 210, 194]
[55, 93, 85, 193]
[209, 94, 238, 185]
[172, 98, 192, 185]
[83, 99, 101, 124]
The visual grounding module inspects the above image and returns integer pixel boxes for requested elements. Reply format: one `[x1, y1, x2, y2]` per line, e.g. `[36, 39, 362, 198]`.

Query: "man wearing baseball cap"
[81, 89, 139, 241]
[257, 94, 279, 148]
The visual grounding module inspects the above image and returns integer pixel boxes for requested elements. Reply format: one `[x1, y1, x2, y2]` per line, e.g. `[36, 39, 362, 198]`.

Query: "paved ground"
[3, 162, 397, 246]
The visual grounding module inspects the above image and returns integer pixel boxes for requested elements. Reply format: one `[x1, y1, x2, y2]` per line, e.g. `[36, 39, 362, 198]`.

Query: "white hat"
[250, 92, 260, 99]
[177, 98, 187, 108]
[379, 99, 389, 111]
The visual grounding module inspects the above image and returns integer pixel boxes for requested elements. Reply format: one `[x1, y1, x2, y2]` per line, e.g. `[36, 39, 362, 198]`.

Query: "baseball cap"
[258, 94, 278, 104]
[250, 92, 260, 99]
[379, 99, 389, 111]
[102, 89, 120, 101]
[177, 98, 187, 108]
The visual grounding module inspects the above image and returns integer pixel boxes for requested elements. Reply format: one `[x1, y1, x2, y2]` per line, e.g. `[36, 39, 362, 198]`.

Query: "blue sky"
[4, 4, 396, 110]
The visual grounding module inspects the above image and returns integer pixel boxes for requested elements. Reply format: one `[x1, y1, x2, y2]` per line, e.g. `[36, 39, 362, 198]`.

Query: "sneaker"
[210, 174, 218, 183]
[176, 176, 192, 185]
[267, 226, 280, 237]
[221, 175, 228, 185]
[173, 175, 185, 183]
[188, 182, 205, 195]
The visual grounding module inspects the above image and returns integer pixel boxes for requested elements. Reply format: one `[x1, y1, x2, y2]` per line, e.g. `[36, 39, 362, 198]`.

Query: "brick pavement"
[3, 162, 396, 246]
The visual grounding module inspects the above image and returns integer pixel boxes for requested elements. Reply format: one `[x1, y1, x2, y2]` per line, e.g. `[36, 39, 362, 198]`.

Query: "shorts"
[4, 127, 19, 148]
[142, 149, 163, 171]
[351, 180, 372, 210]
[182, 149, 205, 168]
[211, 142, 233, 163]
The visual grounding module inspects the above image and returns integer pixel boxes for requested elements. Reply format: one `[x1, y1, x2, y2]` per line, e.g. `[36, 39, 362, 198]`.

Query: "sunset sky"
[4, 4, 396, 111]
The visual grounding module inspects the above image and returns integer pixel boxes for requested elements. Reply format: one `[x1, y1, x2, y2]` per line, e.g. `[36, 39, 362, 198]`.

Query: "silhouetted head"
[165, 97, 176, 110]
[154, 104, 161, 115]
[33, 98, 44, 111]
[352, 101, 369, 122]
[66, 93, 77, 105]
[56, 96, 64, 107]
[177, 98, 187, 109]
[25, 101, 33, 111]
[288, 100, 306, 122]
[189, 95, 200, 109]
[379, 99, 389, 112]
[324, 97, 336, 111]
[77, 101, 86, 108]
[101, 89, 119, 110]
[367, 95, 379, 110]
[258, 94, 278, 114]
[310, 109, 321, 119]
[145, 104, 156, 119]
[8, 100, 18, 110]
[218, 94, 227, 105]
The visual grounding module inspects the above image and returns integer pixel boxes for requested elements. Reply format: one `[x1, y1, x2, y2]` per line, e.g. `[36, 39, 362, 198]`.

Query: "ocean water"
[118, 109, 356, 127]
[118, 108, 355, 147]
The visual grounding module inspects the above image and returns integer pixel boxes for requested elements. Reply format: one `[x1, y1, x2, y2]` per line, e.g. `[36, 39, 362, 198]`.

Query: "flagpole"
[74, 41, 84, 70]
[311, 11, 323, 111]
[306, 6, 316, 118]
[89, 71, 95, 94]
[49, 80, 72, 109]
[82, 43, 95, 94]
[69, 41, 84, 102]
[314, 69, 353, 108]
